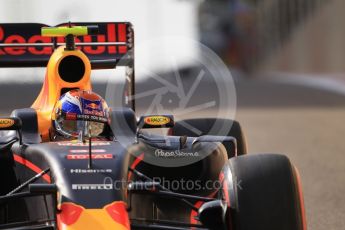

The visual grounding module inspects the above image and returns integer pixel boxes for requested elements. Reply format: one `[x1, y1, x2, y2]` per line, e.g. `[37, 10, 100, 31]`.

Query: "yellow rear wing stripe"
[42, 26, 89, 37]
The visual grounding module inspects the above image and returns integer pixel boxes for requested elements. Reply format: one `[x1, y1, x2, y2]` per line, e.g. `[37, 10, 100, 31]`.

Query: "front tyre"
[221, 154, 306, 230]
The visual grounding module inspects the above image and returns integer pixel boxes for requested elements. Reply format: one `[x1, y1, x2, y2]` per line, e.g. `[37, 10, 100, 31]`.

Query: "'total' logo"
[66, 154, 113, 160]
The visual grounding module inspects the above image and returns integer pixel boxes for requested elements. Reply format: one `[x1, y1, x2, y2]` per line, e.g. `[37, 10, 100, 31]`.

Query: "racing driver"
[50, 90, 111, 141]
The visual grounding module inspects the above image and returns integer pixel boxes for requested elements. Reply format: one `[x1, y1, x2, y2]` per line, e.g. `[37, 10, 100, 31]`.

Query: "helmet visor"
[57, 120, 105, 137]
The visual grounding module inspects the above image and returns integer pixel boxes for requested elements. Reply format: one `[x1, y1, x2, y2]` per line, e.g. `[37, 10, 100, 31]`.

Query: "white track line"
[265, 72, 345, 96]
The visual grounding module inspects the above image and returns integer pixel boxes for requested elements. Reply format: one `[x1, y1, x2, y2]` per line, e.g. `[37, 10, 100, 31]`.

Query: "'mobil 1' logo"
[0, 119, 14, 128]
[144, 116, 170, 126]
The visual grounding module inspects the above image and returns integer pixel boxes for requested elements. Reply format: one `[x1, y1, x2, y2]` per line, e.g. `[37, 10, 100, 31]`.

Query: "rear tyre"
[171, 118, 247, 156]
[222, 154, 305, 230]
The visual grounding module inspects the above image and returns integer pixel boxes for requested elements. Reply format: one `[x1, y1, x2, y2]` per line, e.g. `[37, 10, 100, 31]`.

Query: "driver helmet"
[52, 90, 110, 138]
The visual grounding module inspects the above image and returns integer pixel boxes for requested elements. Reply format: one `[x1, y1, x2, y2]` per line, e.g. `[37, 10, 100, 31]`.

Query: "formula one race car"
[0, 22, 306, 230]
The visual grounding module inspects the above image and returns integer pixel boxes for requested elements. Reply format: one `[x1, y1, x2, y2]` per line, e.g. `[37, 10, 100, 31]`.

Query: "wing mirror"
[137, 115, 174, 129]
[198, 200, 227, 230]
[0, 117, 23, 144]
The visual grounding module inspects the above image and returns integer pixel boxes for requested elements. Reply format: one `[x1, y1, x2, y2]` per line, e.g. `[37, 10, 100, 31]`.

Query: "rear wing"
[0, 22, 134, 68]
[0, 22, 135, 110]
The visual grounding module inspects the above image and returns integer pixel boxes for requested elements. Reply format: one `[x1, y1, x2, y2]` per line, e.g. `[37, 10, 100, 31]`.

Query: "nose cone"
[58, 202, 130, 230]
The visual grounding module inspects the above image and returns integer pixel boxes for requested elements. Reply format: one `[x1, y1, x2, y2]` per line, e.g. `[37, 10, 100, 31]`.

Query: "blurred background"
[1, 0, 345, 229]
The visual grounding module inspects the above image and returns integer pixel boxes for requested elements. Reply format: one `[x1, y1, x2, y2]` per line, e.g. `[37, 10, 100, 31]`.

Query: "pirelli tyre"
[221, 154, 306, 230]
[170, 118, 247, 157]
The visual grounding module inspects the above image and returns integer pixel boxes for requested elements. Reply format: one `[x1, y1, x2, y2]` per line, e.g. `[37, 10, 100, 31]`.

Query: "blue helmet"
[52, 90, 110, 138]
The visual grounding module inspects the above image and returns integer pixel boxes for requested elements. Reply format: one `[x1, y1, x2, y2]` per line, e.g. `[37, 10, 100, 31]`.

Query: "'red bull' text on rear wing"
[0, 22, 133, 68]
[0, 22, 135, 110]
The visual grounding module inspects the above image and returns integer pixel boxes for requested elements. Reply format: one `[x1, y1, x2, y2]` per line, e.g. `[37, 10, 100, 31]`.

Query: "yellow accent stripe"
[42, 26, 88, 37]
